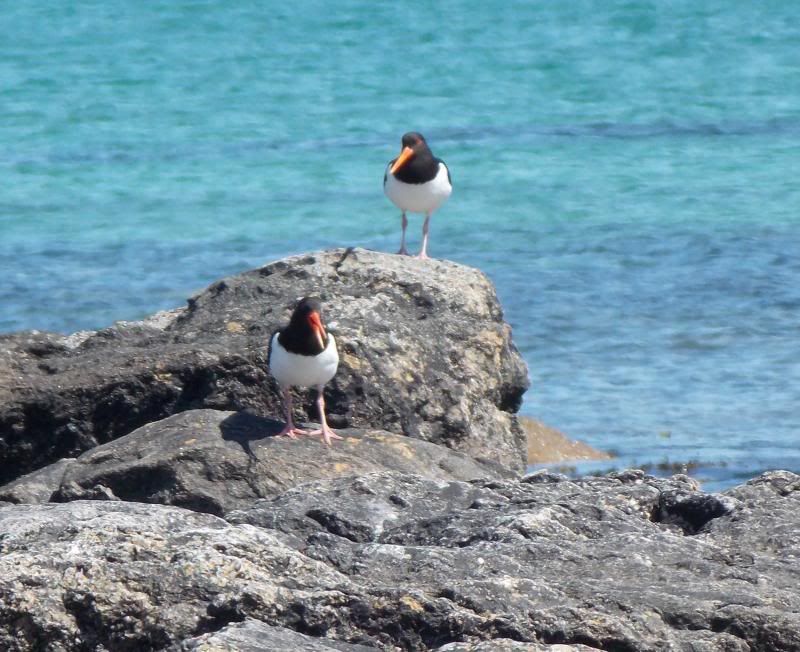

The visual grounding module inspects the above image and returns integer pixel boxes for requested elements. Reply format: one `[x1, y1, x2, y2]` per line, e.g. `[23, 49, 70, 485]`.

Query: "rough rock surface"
[228, 469, 800, 651]
[0, 248, 529, 484]
[179, 621, 595, 652]
[0, 409, 511, 515]
[0, 501, 360, 651]
[2, 470, 798, 651]
[178, 619, 381, 651]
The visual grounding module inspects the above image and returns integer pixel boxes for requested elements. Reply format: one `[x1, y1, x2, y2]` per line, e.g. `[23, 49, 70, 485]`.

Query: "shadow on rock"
[219, 410, 285, 459]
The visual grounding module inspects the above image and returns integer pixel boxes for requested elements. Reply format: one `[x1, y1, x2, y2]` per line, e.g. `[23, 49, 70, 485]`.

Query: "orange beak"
[308, 311, 326, 350]
[390, 146, 415, 174]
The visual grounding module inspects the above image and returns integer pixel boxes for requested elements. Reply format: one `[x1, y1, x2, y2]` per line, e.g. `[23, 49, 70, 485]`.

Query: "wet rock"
[0, 248, 529, 484]
[0, 409, 511, 515]
[522, 417, 611, 464]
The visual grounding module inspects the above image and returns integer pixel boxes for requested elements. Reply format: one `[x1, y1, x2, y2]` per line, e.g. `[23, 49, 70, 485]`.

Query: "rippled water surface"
[2, 1, 799, 490]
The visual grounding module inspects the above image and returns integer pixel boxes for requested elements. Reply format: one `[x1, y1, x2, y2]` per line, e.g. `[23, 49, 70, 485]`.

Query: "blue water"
[2, 2, 799, 491]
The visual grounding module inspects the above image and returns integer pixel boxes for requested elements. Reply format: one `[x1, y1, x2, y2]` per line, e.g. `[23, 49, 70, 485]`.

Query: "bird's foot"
[417, 251, 429, 260]
[307, 427, 344, 447]
[397, 247, 410, 256]
[277, 425, 309, 439]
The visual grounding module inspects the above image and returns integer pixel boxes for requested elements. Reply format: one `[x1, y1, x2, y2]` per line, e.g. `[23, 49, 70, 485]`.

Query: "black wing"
[266, 328, 281, 369]
[383, 159, 396, 186]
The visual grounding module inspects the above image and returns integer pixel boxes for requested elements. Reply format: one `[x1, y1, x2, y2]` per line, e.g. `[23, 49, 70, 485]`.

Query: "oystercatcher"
[384, 132, 452, 258]
[267, 296, 341, 446]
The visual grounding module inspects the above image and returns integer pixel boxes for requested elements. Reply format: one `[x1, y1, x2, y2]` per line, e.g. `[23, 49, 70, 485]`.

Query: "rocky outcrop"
[0, 248, 529, 484]
[0, 409, 511, 515]
[2, 470, 799, 651]
[4, 247, 796, 651]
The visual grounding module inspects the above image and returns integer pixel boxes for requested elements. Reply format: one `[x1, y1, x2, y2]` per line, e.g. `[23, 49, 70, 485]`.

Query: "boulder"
[0, 408, 511, 515]
[0, 248, 529, 485]
[0, 457, 75, 504]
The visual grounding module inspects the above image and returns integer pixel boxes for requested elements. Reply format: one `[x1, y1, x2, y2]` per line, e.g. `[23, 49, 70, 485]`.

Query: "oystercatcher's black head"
[390, 132, 439, 183]
[401, 132, 427, 149]
[280, 296, 328, 355]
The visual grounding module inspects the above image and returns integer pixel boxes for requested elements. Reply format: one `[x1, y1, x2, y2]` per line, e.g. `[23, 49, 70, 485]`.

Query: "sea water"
[2, 1, 798, 490]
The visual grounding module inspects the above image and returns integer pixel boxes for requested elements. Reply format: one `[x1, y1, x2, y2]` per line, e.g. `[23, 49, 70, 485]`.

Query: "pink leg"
[418, 212, 431, 259]
[277, 387, 308, 439]
[397, 212, 409, 255]
[307, 384, 343, 446]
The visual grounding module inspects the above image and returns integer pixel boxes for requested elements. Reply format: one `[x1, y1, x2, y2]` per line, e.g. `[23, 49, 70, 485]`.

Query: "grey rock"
[0, 248, 529, 484]
[436, 642, 600, 652]
[0, 409, 511, 515]
[0, 501, 358, 652]
[2, 471, 799, 650]
[706, 470, 800, 552]
[229, 470, 800, 651]
[0, 456, 76, 503]
[177, 619, 380, 651]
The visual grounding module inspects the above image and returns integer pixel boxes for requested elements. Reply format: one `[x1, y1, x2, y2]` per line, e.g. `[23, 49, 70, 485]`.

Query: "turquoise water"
[2, 2, 799, 490]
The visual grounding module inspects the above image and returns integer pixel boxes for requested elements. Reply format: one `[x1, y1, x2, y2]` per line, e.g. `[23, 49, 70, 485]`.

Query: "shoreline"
[1, 248, 798, 650]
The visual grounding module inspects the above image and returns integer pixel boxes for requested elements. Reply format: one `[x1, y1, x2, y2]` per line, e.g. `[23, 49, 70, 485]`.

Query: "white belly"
[384, 162, 452, 214]
[269, 332, 339, 388]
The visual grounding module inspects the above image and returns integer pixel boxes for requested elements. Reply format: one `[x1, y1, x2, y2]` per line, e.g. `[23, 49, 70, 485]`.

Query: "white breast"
[269, 332, 339, 388]
[384, 162, 452, 214]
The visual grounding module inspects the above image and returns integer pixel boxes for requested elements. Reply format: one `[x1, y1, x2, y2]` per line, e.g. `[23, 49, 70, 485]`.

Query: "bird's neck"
[278, 321, 327, 356]
[395, 152, 440, 184]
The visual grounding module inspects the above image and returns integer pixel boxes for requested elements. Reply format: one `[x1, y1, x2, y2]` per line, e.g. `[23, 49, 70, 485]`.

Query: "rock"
[0, 248, 529, 484]
[703, 470, 800, 552]
[2, 471, 799, 650]
[178, 619, 380, 651]
[436, 642, 599, 651]
[0, 501, 360, 651]
[0, 457, 75, 504]
[228, 470, 800, 651]
[0, 409, 511, 515]
[522, 417, 611, 464]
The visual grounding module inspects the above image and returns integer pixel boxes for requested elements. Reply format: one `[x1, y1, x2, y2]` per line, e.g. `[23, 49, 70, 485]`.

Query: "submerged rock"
[0, 248, 529, 485]
[522, 417, 612, 464]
